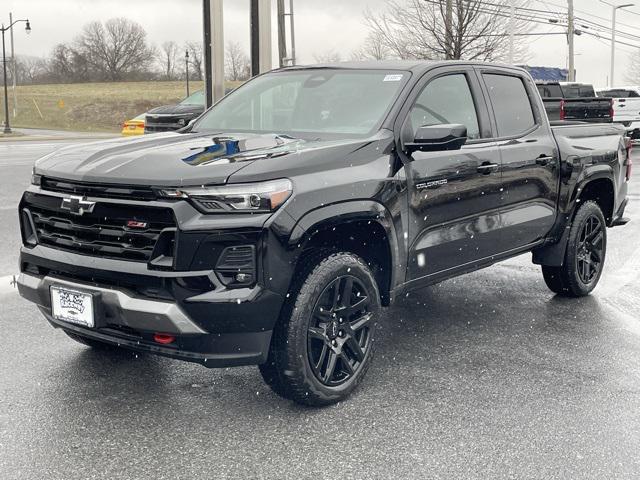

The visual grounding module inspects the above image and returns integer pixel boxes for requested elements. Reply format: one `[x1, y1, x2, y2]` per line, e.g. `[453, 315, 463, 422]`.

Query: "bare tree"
[313, 50, 342, 63]
[351, 32, 391, 61]
[225, 42, 250, 81]
[157, 41, 179, 80]
[364, 0, 531, 62]
[74, 18, 155, 81]
[185, 42, 203, 81]
[15, 56, 48, 84]
[48, 43, 90, 83]
[626, 50, 640, 84]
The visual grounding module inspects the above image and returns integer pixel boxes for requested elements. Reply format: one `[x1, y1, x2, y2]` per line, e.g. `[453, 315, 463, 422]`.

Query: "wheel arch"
[533, 173, 614, 266]
[288, 201, 402, 306]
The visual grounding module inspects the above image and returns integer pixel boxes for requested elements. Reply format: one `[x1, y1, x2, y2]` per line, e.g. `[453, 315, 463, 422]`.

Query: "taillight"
[610, 99, 615, 119]
[559, 99, 565, 120]
[625, 138, 633, 181]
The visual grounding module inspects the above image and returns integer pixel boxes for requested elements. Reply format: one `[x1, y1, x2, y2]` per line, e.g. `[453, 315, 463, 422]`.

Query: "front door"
[398, 68, 504, 283]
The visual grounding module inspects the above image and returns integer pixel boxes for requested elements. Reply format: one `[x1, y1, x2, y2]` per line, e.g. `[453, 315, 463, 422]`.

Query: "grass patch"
[1, 80, 240, 133]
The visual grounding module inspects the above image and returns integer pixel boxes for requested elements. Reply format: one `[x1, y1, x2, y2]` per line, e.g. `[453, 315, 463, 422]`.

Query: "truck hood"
[34, 132, 369, 187]
[146, 104, 204, 116]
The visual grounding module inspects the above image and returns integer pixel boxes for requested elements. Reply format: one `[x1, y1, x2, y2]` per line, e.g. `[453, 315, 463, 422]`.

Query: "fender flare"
[289, 200, 403, 297]
[533, 171, 615, 266]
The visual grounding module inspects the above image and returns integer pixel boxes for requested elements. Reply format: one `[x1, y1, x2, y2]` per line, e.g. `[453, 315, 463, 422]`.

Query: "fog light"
[235, 273, 251, 283]
[153, 333, 175, 345]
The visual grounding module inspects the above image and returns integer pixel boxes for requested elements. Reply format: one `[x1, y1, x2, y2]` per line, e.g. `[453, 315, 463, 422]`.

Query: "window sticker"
[383, 74, 404, 82]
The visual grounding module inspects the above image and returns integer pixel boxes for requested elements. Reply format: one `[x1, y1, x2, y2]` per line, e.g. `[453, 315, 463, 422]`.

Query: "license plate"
[50, 286, 95, 328]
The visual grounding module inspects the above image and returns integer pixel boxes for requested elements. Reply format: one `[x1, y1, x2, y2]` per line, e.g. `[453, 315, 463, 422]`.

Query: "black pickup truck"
[18, 61, 631, 406]
[537, 82, 613, 123]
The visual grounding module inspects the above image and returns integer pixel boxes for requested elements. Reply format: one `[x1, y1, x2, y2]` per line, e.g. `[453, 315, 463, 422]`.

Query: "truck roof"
[280, 60, 526, 75]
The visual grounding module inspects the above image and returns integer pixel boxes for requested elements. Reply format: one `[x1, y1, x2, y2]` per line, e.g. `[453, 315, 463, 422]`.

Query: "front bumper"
[17, 245, 283, 368]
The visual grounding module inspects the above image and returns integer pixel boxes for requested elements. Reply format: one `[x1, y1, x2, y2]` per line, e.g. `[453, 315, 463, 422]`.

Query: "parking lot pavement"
[1, 140, 639, 479]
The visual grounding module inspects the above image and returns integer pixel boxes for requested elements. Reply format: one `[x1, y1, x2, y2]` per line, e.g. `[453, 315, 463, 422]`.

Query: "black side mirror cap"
[405, 124, 468, 153]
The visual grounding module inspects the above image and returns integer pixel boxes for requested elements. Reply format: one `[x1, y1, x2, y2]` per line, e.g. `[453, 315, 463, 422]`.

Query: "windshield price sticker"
[383, 74, 404, 82]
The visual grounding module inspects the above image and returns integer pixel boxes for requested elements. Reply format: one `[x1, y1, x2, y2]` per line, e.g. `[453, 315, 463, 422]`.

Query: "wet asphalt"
[1, 137, 639, 479]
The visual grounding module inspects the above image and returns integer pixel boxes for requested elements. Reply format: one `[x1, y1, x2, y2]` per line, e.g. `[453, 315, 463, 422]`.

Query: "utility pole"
[607, 2, 635, 87]
[508, 1, 515, 64]
[567, 0, 575, 81]
[289, 0, 296, 65]
[250, 0, 259, 76]
[211, 0, 224, 103]
[611, 5, 617, 87]
[277, 0, 286, 68]
[9, 12, 16, 118]
[250, 0, 273, 76]
[445, 0, 453, 60]
[185, 49, 190, 97]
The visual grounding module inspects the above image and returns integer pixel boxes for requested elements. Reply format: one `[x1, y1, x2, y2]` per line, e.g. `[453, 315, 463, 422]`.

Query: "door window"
[483, 74, 536, 137]
[408, 74, 481, 140]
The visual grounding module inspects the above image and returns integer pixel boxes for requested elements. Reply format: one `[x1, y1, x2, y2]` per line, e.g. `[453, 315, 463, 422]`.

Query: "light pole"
[1, 17, 29, 134]
[603, 1, 635, 87]
[185, 49, 190, 97]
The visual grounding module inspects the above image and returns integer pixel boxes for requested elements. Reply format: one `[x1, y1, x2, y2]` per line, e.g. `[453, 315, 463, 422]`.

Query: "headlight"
[31, 172, 42, 186]
[162, 179, 293, 213]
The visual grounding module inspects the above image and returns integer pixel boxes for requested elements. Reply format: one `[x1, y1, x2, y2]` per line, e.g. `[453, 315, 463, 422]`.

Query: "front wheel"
[542, 200, 607, 297]
[259, 252, 380, 406]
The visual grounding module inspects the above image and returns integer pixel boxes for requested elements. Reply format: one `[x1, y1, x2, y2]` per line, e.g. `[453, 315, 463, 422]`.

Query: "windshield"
[180, 90, 205, 105]
[193, 69, 409, 138]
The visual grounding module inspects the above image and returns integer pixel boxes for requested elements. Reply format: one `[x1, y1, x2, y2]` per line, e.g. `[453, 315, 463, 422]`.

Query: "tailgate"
[612, 98, 640, 123]
[562, 98, 612, 122]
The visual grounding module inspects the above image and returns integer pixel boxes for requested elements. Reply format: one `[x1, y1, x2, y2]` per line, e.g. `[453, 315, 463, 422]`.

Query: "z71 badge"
[416, 179, 448, 190]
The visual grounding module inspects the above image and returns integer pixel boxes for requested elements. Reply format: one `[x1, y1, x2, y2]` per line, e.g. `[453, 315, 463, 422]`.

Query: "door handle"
[535, 155, 554, 166]
[477, 163, 499, 174]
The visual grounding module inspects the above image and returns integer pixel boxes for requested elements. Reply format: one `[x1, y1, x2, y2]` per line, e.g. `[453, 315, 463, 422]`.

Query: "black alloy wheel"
[575, 214, 605, 284]
[259, 252, 380, 406]
[541, 200, 607, 297]
[307, 275, 373, 386]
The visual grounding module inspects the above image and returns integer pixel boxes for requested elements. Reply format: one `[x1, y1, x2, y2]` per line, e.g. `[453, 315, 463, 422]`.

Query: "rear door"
[478, 69, 560, 250]
[397, 66, 504, 283]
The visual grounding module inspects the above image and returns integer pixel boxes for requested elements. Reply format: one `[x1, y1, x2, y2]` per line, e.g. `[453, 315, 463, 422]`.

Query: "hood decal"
[181, 134, 301, 166]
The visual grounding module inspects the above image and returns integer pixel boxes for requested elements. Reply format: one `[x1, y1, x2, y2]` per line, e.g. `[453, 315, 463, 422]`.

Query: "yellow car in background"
[121, 113, 145, 136]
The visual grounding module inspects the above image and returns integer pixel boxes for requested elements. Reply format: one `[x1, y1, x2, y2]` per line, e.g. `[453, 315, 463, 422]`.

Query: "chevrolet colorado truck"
[18, 61, 631, 406]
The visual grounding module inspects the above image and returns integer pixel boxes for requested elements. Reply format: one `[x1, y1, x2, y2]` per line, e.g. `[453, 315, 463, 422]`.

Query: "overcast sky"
[4, 0, 640, 86]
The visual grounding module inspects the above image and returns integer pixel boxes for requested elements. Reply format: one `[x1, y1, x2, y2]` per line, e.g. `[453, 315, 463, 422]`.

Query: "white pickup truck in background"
[597, 86, 640, 141]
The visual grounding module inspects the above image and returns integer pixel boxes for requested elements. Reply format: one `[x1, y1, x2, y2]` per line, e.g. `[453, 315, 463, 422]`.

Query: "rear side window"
[484, 74, 535, 137]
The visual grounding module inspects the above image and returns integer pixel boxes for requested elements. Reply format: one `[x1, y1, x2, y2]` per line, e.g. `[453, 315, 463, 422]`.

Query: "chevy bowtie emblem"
[60, 196, 96, 216]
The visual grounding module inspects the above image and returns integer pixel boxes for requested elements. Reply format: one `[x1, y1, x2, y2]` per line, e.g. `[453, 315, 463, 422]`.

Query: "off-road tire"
[259, 252, 380, 406]
[542, 201, 607, 297]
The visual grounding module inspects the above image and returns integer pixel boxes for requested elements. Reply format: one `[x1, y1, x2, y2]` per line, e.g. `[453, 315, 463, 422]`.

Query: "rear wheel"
[259, 252, 380, 406]
[542, 201, 607, 297]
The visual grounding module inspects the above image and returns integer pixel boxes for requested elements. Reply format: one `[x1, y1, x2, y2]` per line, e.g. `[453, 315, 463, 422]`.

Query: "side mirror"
[405, 124, 468, 153]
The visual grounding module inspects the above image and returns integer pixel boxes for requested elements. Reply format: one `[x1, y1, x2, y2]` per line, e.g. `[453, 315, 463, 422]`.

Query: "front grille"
[23, 193, 176, 262]
[41, 177, 157, 201]
[145, 125, 181, 133]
